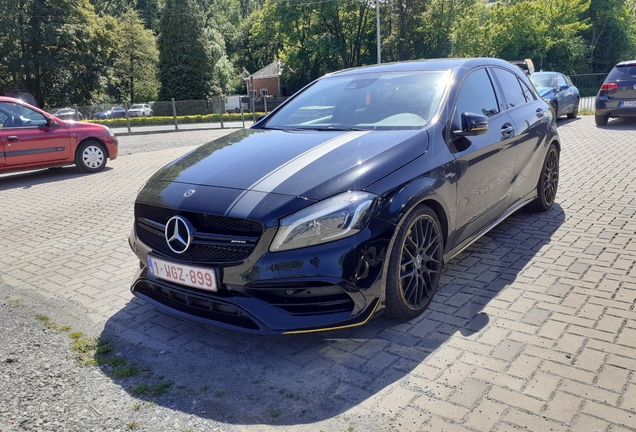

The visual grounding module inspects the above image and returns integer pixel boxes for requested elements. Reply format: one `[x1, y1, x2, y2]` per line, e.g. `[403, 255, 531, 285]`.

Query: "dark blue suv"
[595, 60, 636, 126]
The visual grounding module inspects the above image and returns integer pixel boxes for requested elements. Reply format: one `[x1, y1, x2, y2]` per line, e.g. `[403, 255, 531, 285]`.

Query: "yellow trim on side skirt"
[283, 301, 380, 335]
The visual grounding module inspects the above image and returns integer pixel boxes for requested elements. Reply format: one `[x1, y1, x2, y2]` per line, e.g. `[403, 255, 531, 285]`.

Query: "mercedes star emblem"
[165, 216, 192, 254]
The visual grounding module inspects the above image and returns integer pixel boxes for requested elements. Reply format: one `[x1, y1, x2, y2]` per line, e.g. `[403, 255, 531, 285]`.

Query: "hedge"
[83, 113, 265, 128]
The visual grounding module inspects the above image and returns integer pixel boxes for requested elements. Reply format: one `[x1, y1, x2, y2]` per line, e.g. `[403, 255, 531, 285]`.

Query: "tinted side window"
[492, 68, 527, 109]
[556, 74, 567, 88]
[454, 68, 499, 128]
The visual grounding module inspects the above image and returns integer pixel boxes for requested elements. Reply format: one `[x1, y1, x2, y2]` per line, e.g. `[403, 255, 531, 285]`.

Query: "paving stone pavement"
[1, 115, 635, 431]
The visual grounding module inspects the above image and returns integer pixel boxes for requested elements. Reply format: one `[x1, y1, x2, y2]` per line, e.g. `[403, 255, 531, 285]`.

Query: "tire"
[75, 140, 107, 173]
[551, 101, 559, 118]
[567, 98, 579, 119]
[595, 114, 608, 126]
[234, 108, 240, 113]
[384, 205, 444, 320]
[529, 143, 559, 212]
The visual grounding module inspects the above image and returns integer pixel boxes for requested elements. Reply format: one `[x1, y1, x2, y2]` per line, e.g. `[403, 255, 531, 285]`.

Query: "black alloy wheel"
[567, 98, 579, 119]
[385, 205, 443, 320]
[529, 143, 559, 212]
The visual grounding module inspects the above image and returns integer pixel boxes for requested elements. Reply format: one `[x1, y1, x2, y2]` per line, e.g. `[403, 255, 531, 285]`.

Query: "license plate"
[622, 101, 636, 107]
[147, 256, 218, 292]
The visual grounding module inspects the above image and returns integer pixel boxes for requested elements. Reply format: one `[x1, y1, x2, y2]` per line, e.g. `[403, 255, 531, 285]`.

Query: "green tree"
[585, 0, 636, 73]
[453, 0, 590, 74]
[158, 0, 214, 100]
[0, 0, 118, 107]
[229, 10, 282, 77]
[258, 0, 377, 93]
[113, 8, 159, 103]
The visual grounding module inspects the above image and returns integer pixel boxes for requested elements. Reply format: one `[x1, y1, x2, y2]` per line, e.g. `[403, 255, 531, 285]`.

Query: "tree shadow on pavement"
[99, 204, 566, 426]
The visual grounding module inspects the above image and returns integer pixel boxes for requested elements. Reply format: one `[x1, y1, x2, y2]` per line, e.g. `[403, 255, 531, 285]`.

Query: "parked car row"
[519, 59, 636, 127]
[89, 104, 152, 120]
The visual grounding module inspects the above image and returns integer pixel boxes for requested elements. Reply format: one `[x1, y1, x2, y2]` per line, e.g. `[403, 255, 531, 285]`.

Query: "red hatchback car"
[0, 96, 118, 174]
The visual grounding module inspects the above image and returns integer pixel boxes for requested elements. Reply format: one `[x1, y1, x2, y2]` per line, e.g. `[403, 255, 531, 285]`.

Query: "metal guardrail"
[580, 96, 595, 112]
[569, 73, 607, 98]
[47, 96, 290, 134]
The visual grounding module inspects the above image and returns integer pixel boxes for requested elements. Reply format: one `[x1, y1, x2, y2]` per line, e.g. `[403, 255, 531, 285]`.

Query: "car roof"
[0, 96, 26, 104]
[532, 71, 561, 75]
[324, 57, 518, 78]
[616, 60, 636, 67]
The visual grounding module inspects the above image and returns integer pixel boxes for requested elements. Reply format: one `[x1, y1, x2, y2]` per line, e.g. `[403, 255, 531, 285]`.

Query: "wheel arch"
[377, 177, 453, 258]
[77, 137, 110, 159]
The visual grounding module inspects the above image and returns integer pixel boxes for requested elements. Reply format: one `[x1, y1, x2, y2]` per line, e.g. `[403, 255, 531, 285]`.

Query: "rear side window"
[491, 68, 527, 109]
[519, 80, 536, 102]
[607, 65, 636, 80]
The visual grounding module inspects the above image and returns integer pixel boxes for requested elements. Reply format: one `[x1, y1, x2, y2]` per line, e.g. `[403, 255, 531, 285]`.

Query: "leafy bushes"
[84, 113, 263, 127]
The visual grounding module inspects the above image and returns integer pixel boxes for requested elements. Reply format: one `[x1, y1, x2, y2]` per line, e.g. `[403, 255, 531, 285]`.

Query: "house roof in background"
[252, 60, 282, 79]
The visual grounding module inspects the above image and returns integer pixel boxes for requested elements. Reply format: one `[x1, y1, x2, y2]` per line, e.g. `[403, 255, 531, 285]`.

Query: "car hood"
[61, 119, 108, 132]
[142, 128, 429, 219]
[536, 87, 555, 98]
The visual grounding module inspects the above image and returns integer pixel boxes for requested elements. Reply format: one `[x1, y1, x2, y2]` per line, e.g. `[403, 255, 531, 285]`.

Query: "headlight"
[104, 126, 115, 137]
[269, 191, 377, 252]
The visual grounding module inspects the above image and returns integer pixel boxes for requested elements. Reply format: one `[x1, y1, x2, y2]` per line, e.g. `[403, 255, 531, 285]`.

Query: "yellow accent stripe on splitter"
[282, 301, 380, 335]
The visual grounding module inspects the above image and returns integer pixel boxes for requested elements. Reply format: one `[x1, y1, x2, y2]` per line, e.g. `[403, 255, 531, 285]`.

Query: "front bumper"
[128, 217, 393, 334]
[131, 267, 380, 334]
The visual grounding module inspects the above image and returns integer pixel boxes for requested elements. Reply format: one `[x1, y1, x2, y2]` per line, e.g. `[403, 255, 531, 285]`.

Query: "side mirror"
[559, 84, 569, 91]
[453, 112, 488, 137]
[46, 117, 58, 127]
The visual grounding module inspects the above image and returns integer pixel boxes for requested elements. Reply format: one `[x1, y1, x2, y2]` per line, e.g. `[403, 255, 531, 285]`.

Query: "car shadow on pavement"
[0, 166, 113, 190]
[598, 117, 636, 129]
[99, 203, 565, 426]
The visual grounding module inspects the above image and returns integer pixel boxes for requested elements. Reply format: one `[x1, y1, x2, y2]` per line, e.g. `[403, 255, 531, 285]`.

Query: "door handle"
[536, 108, 544, 118]
[501, 123, 514, 137]
[7, 136, 18, 141]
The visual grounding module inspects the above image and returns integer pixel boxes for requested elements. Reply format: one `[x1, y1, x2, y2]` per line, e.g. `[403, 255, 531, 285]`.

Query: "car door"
[0, 101, 71, 168]
[555, 73, 574, 114]
[447, 67, 519, 246]
[490, 67, 550, 204]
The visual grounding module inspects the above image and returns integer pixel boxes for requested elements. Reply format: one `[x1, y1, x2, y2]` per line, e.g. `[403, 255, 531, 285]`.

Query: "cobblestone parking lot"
[1, 115, 636, 431]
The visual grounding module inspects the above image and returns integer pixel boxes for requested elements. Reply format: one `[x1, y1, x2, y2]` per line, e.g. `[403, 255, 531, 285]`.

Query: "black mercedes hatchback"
[129, 58, 560, 334]
[595, 60, 636, 126]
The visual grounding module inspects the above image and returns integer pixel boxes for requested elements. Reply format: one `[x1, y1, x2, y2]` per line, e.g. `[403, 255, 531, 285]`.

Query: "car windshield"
[264, 70, 450, 130]
[530, 74, 555, 88]
[130, 104, 144, 109]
